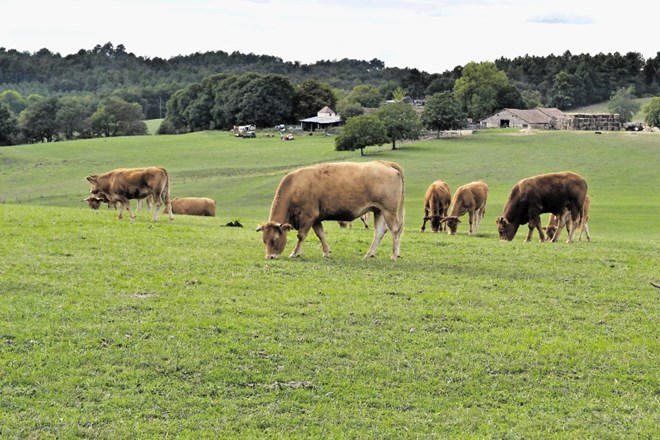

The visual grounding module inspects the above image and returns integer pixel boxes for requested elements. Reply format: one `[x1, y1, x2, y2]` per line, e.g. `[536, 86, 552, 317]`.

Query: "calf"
[544, 195, 591, 241]
[441, 180, 488, 235]
[420, 180, 451, 232]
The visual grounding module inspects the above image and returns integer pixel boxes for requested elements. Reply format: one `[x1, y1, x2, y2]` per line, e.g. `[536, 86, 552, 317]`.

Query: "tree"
[293, 80, 337, 120]
[454, 61, 511, 121]
[0, 102, 19, 145]
[550, 70, 575, 109]
[0, 90, 27, 115]
[336, 100, 364, 120]
[346, 84, 382, 108]
[608, 86, 640, 123]
[233, 74, 295, 127]
[374, 102, 421, 149]
[90, 96, 147, 137]
[421, 92, 466, 136]
[19, 96, 61, 143]
[56, 95, 96, 140]
[335, 115, 387, 156]
[643, 97, 660, 128]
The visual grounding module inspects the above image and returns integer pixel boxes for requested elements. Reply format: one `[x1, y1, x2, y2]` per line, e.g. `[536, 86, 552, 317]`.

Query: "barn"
[300, 106, 342, 132]
[480, 108, 565, 129]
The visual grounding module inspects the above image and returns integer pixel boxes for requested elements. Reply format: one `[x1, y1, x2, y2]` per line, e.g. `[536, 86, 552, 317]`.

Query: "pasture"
[0, 129, 658, 438]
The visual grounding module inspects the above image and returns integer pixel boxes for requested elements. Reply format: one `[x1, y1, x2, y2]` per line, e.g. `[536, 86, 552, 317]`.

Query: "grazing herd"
[84, 162, 590, 260]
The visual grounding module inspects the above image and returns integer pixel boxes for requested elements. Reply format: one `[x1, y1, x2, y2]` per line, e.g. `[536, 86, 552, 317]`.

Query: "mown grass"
[0, 129, 659, 438]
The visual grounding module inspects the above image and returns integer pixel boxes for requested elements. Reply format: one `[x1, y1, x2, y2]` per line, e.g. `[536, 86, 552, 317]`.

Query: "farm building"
[481, 108, 622, 131]
[480, 108, 565, 129]
[300, 106, 342, 131]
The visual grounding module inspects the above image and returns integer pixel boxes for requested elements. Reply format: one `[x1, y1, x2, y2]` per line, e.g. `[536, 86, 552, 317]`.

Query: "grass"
[0, 129, 659, 438]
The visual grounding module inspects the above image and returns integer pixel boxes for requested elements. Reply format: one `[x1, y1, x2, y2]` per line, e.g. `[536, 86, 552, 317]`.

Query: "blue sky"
[3, 0, 656, 73]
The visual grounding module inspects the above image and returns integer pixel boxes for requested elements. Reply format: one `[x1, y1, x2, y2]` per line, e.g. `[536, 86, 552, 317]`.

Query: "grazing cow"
[166, 197, 216, 216]
[338, 213, 370, 229]
[440, 180, 488, 235]
[256, 161, 405, 260]
[83, 194, 153, 212]
[420, 179, 451, 232]
[496, 172, 587, 242]
[86, 167, 173, 222]
[544, 195, 591, 241]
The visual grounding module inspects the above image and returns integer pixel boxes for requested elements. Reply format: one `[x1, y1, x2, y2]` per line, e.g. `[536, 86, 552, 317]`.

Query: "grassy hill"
[0, 129, 658, 437]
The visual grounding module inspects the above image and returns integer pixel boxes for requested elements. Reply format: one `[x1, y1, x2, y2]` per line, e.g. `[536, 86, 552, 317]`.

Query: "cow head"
[82, 195, 105, 210]
[496, 216, 519, 241]
[542, 225, 558, 241]
[441, 216, 461, 235]
[423, 215, 443, 233]
[256, 222, 295, 259]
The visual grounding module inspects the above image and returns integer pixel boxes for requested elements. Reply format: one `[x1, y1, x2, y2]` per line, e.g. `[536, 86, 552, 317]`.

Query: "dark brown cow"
[496, 172, 587, 242]
[544, 195, 591, 241]
[256, 161, 405, 260]
[86, 167, 173, 222]
[440, 180, 488, 235]
[420, 179, 451, 232]
[167, 197, 216, 216]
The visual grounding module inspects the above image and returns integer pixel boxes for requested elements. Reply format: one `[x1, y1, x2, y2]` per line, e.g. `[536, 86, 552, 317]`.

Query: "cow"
[544, 195, 591, 242]
[496, 171, 587, 243]
[86, 167, 173, 222]
[166, 197, 216, 216]
[440, 180, 488, 235]
[420, 179, 451, 232]
[338, 213, 370, 229]
[256, 161, 405, 260]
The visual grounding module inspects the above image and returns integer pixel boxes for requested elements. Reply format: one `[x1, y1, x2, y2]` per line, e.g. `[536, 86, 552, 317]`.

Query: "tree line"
[1, 42, 659, 145]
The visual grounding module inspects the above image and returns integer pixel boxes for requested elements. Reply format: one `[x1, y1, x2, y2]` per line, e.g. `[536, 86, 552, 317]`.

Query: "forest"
[1, 42, 659, 145]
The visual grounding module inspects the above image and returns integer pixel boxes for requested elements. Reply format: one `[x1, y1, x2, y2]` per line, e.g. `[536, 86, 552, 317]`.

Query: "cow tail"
[388, 162, 406, 227]
[162, 168, 173, 218]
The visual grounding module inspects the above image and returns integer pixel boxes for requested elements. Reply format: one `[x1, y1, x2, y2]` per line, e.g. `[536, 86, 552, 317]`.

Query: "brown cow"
[544, 195, 591, 242]
[256, 161, 405, 260]
[420, 179, 451, 232]
[86, 167, 173, 222]
[166, 197, 216, 216]
[440, 180, 488, 235]
[496, 172, 587, 242]
[83, 194, 153, 212]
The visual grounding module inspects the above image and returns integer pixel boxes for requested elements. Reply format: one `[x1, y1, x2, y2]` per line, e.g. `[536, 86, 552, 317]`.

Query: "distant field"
[0, 129, 658, 437]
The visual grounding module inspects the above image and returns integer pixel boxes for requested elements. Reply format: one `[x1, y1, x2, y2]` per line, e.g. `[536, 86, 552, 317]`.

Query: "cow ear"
[439, 217, 447, 223]
[255, 225, 263, 232]
[280, 223, 294, 232]
[86, 175, 97, 183]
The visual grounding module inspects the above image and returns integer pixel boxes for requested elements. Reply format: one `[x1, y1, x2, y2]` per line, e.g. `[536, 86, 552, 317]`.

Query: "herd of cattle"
[83, 162, 590, 259]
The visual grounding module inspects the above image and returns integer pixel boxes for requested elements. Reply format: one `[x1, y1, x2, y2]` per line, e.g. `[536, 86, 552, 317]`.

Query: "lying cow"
[496, 171, 587, 242]
[166, 197, 216, 216]
[440, 180, 488, 235]
[257, 161, 405, 260]
[338, 213, 370, 229]
[86, 167, 173, 222]
[420, 179, 451, 232]
[544, 195, 591, 241]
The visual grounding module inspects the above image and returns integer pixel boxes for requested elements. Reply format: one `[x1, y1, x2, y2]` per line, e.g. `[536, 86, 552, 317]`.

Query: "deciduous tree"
[421, 92, 466, 136]
[335, 115, 387, 156]
[374, 102, 421, 149]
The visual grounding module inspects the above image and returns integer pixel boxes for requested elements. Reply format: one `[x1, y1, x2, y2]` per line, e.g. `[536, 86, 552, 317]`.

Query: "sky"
[3, 0, 657, 74]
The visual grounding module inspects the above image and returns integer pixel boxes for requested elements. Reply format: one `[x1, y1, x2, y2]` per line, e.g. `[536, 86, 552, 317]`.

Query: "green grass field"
[0, 129, 658, 438]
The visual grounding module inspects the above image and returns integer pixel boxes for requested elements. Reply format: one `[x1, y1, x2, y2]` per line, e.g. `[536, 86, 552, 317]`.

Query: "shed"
[300, 107, 342, 131]
[480, 108, 565, 129]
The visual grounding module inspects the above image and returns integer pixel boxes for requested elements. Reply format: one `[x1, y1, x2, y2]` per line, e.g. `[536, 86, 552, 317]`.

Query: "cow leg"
[152, 195, 161, 222]
[312, 223, 331, 257]
[420, 216, 428, 232]
[527, 217, 544, 242]
[364, 212, 389, 259]
[289, 225, 311, 258]
[565, 209, 580, 243]
[467, 210, 476, 234]
[382, 211, 403, 260]
[580, 220, 591, 241]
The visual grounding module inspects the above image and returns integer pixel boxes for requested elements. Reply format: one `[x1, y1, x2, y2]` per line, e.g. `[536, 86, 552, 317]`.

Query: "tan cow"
[440, 180, 488, 235]
[86, 167, 173, 222]
[83, 194, 153, 212]
[544, 195, 591, 241]
[256, 161, 405, 260]
[167, 197, 216, 216]
[420, 179, 451, 232]
[496, 171, 587, 242]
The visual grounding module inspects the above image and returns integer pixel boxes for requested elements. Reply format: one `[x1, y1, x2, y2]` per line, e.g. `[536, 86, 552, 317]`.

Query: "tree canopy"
[335, 115, 388, 156]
